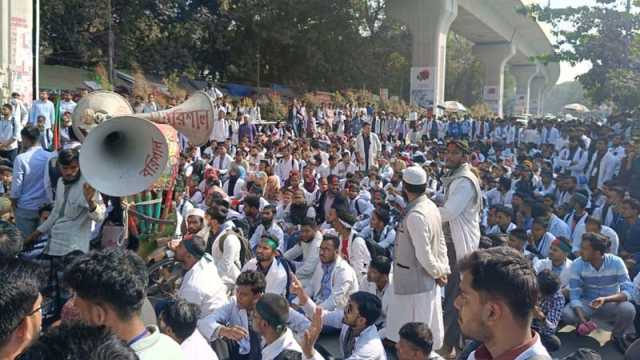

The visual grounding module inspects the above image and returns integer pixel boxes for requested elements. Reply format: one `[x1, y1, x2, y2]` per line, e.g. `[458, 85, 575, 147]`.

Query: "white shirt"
[59, 99, 77, 115]
[198, 297, 310, 354]
[212, 154, 233, 172]
[250, 222, 285, 253]
[179, 256, 229, 318]
[302, 299, 387, 360]
[210, 225, 242, 286]
[305, 256, 359, 311]
[284, 231, 322, 287]
[242, 258, 289, 296]
[180, 330, 219, 360]
[533, 257, 573, 288]
[130, 325, 185, 360]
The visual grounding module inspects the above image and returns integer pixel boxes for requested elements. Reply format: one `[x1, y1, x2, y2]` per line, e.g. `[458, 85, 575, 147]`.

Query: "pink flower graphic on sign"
[417, 69, 431, 81]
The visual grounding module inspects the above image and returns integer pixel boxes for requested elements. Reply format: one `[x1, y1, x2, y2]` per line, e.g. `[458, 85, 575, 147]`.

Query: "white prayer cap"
[402, 166, 427, 186]
[187, 208, 205, 219]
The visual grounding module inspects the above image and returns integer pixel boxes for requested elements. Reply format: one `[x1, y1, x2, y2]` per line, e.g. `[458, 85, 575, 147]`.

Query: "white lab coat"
[210, 224, 242, 287]
[302, 299, 387, 360]
[585, 150, 620, 190]
[283, 231, 321, 288]
[305, 256, 359, 311]
[223, 178, 245, 198]
[555, 147, 588, 178]
[355, 132, 382, 171]
[197, 297, 310, 354]
[178, 256, 229, 318]
[242, 258, 289, 297]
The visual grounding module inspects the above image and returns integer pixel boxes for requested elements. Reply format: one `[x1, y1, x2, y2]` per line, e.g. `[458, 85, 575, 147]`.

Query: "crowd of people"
[1, 87, 640, 360]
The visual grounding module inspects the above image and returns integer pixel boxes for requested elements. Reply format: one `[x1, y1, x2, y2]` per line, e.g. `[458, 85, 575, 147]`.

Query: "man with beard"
[386, 166, 449, 351]
[249, 205, 285, 253]
[291, 276, 386, 360]
[242, 235, 290, 296]
[455, 247, 550, 359]
[24, 148, 105, 256]
[438, 140, 482, 357]
[174, 235, 228, 318]
[284, 217, 321, 288]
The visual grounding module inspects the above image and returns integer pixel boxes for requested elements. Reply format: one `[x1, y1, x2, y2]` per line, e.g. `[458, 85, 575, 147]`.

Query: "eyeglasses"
[26, 304, 44, 317]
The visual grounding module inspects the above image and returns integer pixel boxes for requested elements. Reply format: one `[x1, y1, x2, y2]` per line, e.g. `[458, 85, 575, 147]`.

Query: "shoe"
[612, 334, 629, 353]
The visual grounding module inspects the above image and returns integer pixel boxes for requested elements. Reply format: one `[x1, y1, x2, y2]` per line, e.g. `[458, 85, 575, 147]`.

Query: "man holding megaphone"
[24, 148, 106, 257]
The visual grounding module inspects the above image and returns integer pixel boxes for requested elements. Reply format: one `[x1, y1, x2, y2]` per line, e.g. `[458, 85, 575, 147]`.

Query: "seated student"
[533, 237, 573, 290]
[174, 235, 228, 318]
[358, 208, 396, 259]
[19, 322, 138, 360]
[303, 234, 359, 311]
[197, 271, 309, 360]
[283, 217, 321, 288]
[290, 277, 386, 360]
[242, 235, 290, 297]
[395, 322, 444, 360]
[532, 270, 564, 353]
[562, 232, 635, 351]
[585, 216, 619, 255]
[527, 217, 556, 259]
[486, 205, 516, 235]
[506, 228, 528, 255]
[159, 300, 218, 360]
[359, 255, 393, 329]
[251, 294, 322, 360]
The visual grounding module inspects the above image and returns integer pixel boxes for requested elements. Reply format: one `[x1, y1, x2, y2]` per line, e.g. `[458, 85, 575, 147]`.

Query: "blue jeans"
[15, 207, 40, 237]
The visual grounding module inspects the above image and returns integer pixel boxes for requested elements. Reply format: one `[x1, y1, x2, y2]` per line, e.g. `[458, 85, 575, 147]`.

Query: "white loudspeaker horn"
[72, 91, 133, 142]
[137, 91, 215, 146]
[80, 116, 179, 197]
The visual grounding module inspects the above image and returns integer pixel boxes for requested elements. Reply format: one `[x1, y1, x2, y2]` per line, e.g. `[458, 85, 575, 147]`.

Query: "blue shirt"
[318, 262, 336, 302]
[10, 146, 52, 210]
[0, 115, 19, 149]
[28, 100, 56, 129]
[568, 254, 633, 309]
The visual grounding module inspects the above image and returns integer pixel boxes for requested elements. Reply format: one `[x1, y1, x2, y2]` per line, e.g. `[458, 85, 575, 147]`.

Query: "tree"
[445, 33, 483, 106]
[520, 0, 640, 112]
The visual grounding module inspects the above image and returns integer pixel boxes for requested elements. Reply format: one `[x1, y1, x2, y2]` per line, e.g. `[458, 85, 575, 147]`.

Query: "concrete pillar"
[510, 64, 540, 115]
[472, 42, 515, 118]
[388, 0, 457, 110]
[529, 76, 546, 116]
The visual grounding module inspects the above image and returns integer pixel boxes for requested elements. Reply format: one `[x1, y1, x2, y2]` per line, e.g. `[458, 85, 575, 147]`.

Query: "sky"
[546, 0, 597, 83]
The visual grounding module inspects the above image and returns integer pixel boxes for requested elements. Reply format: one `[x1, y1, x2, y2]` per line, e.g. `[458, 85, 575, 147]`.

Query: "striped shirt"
[568, 254, 633, 309]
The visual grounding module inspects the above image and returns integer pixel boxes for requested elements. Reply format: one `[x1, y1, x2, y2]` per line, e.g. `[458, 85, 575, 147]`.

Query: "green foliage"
[522, 0, 640, 112]
[445, 33, 484, 106]
[542, 81, 589, 114]
[259, 93, 287, 122]
[41, 0, 486, 106]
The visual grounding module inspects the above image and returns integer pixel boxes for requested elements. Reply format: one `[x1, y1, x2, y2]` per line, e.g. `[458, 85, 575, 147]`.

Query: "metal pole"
[107, 0, 114, 84]
[256, 44, 261, 89]
[33, 0, 39, 99]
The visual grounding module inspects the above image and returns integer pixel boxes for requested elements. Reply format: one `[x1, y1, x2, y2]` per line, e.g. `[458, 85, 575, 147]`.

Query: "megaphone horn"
[138, 91, 215, 146]
[80, 116, 179, 197]
[71, 91, 133, 142]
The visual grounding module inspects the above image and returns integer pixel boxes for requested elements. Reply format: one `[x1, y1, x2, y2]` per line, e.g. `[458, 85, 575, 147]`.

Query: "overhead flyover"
[388, 0, 560, 117]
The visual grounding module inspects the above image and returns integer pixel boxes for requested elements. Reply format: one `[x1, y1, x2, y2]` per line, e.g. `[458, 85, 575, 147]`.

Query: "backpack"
[218, 229, 252, 267]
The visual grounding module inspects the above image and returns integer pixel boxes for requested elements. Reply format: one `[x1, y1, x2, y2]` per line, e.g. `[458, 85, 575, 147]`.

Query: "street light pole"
[107, 0, 114, 85]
